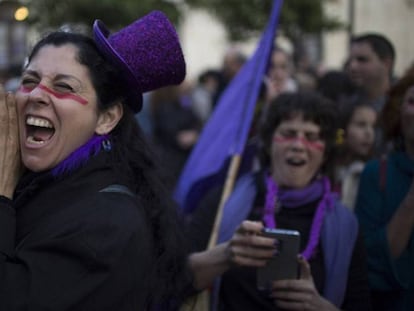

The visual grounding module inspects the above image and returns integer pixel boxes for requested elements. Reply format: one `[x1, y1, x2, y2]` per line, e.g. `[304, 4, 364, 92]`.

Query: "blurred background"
[0, 0, 413, 84]
[1, 0, 412, 190]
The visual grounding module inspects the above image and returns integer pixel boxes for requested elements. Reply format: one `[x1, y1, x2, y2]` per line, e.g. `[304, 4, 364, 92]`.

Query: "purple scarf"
[51, 134, 109, 177]
[263, 176, 333, 260]
[272, 178, 326, 207]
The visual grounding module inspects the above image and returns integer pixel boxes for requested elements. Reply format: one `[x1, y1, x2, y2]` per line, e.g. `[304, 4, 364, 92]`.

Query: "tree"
[183, 0, 343, 67]
[24, 0, 343, 67]
[183, 0, 342, 41]
[26, 0, 341, 38]
[25, 0, 182, 31]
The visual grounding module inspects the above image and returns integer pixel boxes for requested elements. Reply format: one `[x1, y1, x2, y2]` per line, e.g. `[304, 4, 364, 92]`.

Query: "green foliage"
[26, 0, 181, 31]
[185, 0, 343, 41]
[25, 0, 343, 39]
[185, 0, 270, 40]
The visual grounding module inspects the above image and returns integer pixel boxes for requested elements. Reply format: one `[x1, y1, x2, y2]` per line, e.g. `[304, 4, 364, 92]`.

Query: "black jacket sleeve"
[0, 196, 15, 256]
[0, 193, 153, 311]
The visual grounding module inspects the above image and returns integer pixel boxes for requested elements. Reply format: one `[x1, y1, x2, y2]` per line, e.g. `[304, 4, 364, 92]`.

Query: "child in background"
[334, 100, 377, 210]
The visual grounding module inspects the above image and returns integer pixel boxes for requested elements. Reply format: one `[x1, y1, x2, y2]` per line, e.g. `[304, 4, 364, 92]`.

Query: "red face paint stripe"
[273, 136, 325, 151]
[19, 84, 88, 105]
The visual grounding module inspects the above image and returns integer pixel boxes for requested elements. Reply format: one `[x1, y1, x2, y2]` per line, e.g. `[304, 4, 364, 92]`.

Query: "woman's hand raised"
[0, 85, 21, 198]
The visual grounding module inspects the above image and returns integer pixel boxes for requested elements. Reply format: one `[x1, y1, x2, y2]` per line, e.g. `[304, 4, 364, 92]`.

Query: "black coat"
[0, 152, 154, 310]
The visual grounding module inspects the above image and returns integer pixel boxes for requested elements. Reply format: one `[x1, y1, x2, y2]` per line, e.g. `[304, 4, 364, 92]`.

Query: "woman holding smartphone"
[187, 91, 372, 310]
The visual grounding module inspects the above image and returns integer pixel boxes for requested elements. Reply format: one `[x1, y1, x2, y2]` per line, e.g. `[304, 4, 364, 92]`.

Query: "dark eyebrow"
[22, 70, 40, 78]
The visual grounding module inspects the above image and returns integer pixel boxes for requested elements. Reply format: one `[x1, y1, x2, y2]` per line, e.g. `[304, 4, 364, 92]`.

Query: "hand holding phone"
[257, 228, 301, 290]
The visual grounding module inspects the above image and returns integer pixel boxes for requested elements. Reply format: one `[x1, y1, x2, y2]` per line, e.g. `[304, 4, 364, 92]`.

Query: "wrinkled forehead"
[29, 42, 79, 62]
[25, 44, 89, 81]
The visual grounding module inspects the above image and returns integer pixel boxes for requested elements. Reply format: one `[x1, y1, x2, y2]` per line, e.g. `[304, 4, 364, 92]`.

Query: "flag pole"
[180, 155, 241, 311]
[207, 154, 241, 249]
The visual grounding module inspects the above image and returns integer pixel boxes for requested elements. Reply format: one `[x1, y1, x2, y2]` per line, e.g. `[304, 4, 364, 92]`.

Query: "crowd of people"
[0, 7, 413, 311]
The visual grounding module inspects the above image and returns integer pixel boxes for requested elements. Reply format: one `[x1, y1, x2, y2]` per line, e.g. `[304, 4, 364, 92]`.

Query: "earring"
[102, 135, 112, 152]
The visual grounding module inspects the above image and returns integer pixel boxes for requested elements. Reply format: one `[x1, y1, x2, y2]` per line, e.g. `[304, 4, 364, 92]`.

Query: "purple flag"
[174, 0, 284, 213]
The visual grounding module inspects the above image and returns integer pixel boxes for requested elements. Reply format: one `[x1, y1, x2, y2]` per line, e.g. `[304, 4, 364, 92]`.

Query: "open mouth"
[286, 158, 306, 166]
[26, 116, 55, 145]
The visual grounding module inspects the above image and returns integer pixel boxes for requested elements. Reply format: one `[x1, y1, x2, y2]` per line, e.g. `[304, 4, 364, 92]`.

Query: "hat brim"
[93, 20, 143, 113]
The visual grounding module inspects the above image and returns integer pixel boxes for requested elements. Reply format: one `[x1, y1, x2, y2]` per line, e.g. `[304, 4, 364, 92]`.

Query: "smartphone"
[256, 228, 301, 290]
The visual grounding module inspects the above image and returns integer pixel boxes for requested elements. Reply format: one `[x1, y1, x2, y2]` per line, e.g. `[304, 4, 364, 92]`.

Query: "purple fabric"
[218, 174, 257, 244]
[216, 172, 358, 308]
[278, 178, 326, 207]
[93, 11, 186, 112]
[321, 200, 358, 306]
[263, 176, 326, 226]
[301, 177, 332, 260]
[264, 175, 278, 228]
[51, 134, 108, 177]
[174, 0, 283, 214]
[180, 95, 192, 109]
[263, 176, 333, 259]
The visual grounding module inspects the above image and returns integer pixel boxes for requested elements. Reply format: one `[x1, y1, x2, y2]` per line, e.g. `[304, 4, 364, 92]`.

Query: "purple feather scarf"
[51, 134, 109, 177]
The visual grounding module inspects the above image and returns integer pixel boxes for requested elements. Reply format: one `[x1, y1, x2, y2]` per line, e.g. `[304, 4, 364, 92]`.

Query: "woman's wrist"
[188, 243, 232, 290]
[0, 181, 18, 199]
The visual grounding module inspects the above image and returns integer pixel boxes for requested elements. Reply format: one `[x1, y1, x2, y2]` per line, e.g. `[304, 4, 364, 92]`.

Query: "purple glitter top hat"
[93, 11, 186, 113]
